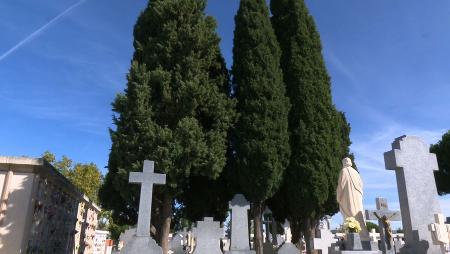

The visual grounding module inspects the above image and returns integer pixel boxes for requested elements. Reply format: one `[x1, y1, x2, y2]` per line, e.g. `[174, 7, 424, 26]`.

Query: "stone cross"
[365, 197, 401, 254]
[369, 229, 379, 242]
[228, 194, 252, 251]
[312, 217, 337, 254]
[278, 220, 299, 254]
[384, 135, 442, 253]
[129, 160, 166, 237]
[429, 213, 450, 254]
[192, 217, 223, 254]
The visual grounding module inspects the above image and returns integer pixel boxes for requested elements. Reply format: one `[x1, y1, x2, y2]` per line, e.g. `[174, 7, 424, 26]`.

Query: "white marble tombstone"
[313, 217, 338, 254]
[193, 217, 223, 254]
[428, 213, 450, 254]
[121, 160, 166, 254]
[384, 136, 442, 253]
[170, 233, 185, 254]
[278, 220, 299, 254]
[225, 194, 255, 254]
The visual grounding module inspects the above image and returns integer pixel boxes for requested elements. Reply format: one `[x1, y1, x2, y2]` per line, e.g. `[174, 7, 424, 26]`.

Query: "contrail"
[0, 0, 86, 62]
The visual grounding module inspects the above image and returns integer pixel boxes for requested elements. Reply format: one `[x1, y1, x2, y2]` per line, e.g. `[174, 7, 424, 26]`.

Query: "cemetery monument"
[385, 136, 443, 253]
[225, 194, 255, 254]
[120, 160, 166, 254]
[365, 197, 401, 254]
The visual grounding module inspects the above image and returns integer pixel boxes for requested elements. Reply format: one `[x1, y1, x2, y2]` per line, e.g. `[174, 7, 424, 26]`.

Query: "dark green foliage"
[270, 0, 352, 226]
[232, 0, 290, 204]
[99, 0, 235, 227]
[431, 130, 450, 195]
[366, 221, 379, 233]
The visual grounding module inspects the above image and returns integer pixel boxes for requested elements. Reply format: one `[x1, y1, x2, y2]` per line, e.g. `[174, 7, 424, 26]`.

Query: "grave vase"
[345, 233, 363, 251]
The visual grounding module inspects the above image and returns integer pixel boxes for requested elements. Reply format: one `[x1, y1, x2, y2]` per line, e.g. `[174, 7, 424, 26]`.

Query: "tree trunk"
[160, 192, 172, 254]
[304, 218, 317, 254]
[252, 202, 264, 254]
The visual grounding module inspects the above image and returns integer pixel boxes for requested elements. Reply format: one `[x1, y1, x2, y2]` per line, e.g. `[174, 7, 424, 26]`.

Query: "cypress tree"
[431, 130, 450, 195]
[99, 1, 235, 253]
[232, 0, 290, 253]
[270, 0, 352, 249]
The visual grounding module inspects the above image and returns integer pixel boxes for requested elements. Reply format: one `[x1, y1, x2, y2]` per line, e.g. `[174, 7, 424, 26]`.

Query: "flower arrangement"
[343, 217, 362, 233]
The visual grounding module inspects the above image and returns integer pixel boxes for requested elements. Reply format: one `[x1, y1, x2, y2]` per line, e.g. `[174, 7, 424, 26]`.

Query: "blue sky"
[1, 0, 449, 228]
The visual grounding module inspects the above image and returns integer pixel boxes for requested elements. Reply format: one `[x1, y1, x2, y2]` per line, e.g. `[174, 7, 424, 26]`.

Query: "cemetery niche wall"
[0, 156, 100, 254]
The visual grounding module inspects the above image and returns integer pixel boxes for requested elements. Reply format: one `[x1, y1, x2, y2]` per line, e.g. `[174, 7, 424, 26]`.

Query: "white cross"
[429, 213, 450, 254]
[129, 160, 166, 237]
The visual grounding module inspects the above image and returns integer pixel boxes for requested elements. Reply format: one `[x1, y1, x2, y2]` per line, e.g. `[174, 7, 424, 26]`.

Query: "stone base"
[278, 242, 299, 254]
[225, 251, 256, 254]
[120, 235, 162, 254]
[263, 242, 274, 254]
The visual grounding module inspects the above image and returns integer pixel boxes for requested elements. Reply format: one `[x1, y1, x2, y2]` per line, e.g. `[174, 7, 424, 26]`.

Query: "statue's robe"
[336, 165, 369, 240]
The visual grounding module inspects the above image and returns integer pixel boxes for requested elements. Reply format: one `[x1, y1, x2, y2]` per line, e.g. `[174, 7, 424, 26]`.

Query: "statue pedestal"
[120, 235, 162, 254]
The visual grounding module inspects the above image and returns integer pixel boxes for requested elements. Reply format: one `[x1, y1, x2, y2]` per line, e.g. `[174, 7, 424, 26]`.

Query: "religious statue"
[336, 157, 369, 239]
[374, 212, 395, 250]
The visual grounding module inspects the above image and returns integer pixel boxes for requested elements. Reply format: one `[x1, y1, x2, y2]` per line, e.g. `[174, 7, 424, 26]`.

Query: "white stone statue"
[336, 157, 369, 240]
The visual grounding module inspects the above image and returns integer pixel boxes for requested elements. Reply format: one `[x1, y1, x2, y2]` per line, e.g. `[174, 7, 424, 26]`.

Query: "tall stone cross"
[365, 197, 401, 254]
[129, 160, 166, 237]
[228, 194, 252, 251]
[429, 213, 450, 254]
[384, 135, 442, 253]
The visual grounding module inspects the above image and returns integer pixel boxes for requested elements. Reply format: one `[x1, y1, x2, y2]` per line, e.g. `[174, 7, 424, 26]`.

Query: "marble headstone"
[170, 233, 185, 254]
[278, 220, 299, 254]
[384, 136, 442, 253]
[225, 194, 255, 254]
[313, 227, 338, 254]
[193, 217, 223, 254]
[121, 160, 166, 254]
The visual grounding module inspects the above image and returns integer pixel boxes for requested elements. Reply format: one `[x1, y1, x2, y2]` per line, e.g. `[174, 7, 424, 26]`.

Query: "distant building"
[0, 156, 100, 254]
[447, 217, 450, 224]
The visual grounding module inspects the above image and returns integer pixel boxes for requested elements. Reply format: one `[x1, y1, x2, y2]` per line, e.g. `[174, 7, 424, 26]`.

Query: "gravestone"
[262, 208, 274, 254]
[313, 217, 338, 254]
[384, 136, 442, 253]
[365, 198, 401, 254]
[121, 160, 166, 254]
[170, 233, 185, 254]
[428, 213, 450, 254]
[192, 217, 223, 254]
[225, 194, 255, 254]
[278, 220, 299, 254]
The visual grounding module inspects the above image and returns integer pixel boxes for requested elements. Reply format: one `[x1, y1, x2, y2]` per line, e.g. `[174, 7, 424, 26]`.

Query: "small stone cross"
[429, 213, 450, 254]
[313, 226, 337, 254]
[129, 160, 166, 237]
[365, 197, 401, 253]
[192, 217, 223, 254]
